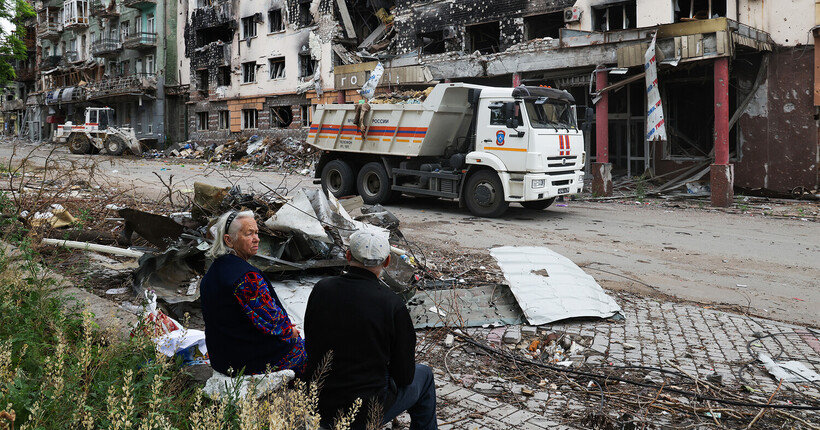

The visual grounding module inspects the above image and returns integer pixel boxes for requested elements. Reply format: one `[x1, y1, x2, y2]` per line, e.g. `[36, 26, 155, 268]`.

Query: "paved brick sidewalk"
[401, 293, 820, 429]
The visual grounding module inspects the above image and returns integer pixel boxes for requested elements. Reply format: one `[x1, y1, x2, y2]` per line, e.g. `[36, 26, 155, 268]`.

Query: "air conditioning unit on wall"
[564, 7, 582, 23]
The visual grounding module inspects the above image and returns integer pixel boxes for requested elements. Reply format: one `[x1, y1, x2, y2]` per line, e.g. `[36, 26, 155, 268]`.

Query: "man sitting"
[304, 230, 437, 429]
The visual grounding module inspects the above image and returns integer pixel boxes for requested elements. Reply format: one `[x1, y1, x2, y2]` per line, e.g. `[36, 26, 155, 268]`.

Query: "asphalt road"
[2, 140, 818, 327]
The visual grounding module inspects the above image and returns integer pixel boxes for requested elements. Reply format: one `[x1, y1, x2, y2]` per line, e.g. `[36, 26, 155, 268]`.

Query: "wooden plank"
[335, 0, 357, 39]
[693, 34, 703, 57]
[681, 36, 689, 58]
[716, 31, 727, 55]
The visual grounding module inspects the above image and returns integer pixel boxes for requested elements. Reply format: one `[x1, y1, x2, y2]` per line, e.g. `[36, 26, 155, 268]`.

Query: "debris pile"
[148, 135, 318, 173]
[369, 87, 434, 104]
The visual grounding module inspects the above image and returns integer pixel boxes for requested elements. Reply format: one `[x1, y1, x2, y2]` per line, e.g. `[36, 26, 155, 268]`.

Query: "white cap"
[348, 230, 390, 267]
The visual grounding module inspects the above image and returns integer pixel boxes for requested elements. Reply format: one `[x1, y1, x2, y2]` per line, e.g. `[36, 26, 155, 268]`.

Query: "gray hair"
[207, 210, 256, 259]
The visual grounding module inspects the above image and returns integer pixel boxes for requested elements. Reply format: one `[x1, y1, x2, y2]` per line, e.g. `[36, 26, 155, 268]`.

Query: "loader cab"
[85, 107, 115, 131]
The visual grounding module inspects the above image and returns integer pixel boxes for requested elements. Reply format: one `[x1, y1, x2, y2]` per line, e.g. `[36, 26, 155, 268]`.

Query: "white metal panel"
[490, 246, 622, 325]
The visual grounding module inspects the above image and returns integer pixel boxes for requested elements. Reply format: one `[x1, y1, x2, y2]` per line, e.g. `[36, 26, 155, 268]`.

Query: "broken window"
[197, 69, 209, 93]
[299, 53, 316, 78]
[242, 62, 256, 83]
[196, 0, 212, 8]
[524, 12, 564, 40]
[298, 0, 313, 27]
[270, 106, 292, 128]
[269, 8, 283, 33]
[121, 20, 130, 39]
[417, 30, 447, 55]
[593, 1, 637, 32]
[242, 109, 258, 129]
[268, 57, 285, 79]
[218, 111, 229, 129]
[674, 0, 726, 21]
[242, 16, 257, 39]
[197, 112, 209, 130]
[465, 22, 500, 54]
[301, 105, 311, 127]
[217, 66, 231, 86]
[196, 25, 233, 47]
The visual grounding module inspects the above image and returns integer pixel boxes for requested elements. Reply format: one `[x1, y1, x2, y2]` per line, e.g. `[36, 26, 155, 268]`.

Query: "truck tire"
[68, 133, 91, 154]
[357, 162, 398, 205]
[321, 159, 355, 198]
[464, 170, 509, 218]
[104, 135, 126, 156]
[521, 198, 556, 210]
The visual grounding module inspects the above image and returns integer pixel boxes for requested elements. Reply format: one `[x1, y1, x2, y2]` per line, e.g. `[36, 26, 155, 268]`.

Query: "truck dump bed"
[307, 83, 481, 157]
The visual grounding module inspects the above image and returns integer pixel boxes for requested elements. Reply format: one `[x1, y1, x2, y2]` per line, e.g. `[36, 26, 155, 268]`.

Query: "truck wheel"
[521, 198, 556, 210]
[321, 159, 355, 198]
[68, 133, 91, 154]
[357, 162, 398, 205]
[465, 170, 509, 218]
[104, 135, 126, 156]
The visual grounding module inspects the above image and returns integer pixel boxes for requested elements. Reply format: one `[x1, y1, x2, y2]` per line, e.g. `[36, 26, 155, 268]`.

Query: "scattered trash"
[758, 353, 820, 383]
[105, 287, 129, 295]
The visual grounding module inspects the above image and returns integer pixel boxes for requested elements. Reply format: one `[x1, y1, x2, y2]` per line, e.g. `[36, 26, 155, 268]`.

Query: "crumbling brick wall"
[391, 0, 574, 55]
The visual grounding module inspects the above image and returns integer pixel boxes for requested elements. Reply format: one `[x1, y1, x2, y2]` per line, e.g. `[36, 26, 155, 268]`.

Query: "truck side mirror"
[585, 107, 594, 120]
[506, 118, 519, 129]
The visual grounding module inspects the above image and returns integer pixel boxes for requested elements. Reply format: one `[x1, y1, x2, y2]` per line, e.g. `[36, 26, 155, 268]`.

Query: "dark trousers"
[382, 364, 438, 430]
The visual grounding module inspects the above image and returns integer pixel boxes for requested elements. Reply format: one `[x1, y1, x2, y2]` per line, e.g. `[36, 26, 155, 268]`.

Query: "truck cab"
[466, 86, 585, 214]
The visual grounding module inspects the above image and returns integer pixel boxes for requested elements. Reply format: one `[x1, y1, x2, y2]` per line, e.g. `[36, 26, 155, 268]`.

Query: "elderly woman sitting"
[200, 210, 306, 376]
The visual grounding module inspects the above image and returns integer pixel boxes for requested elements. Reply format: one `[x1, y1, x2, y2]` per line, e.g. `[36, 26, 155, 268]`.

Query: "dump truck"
[54, 107, 142, 156]
[308, 83, 586, 217]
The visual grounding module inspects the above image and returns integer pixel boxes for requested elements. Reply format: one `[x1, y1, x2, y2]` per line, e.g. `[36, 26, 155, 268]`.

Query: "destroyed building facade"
[375, 0, 819, 200]
[179, 0, 337, 144]
[8, 0, 185, 145]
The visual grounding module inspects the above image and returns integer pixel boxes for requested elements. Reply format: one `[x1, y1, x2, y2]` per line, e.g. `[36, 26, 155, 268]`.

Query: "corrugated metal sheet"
[490, 246, 622, 325]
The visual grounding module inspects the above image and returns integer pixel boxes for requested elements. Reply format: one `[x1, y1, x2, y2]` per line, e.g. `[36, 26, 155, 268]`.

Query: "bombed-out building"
[18, 0, 183, 146]
[181, 0, 335, 143]
[351, 0, 817, 205]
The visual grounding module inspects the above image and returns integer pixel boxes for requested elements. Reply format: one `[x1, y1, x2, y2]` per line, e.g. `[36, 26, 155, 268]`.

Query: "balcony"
[91, 38, 123, 57]
[39, 55, 65, 70]
[191, 42, 231, 68]
[14, 67, 36, 82]
[90, 0, 119, 17]
[123, 32, 157, 50]
[63, 16, 89, 31]
[1, 99, 26, 112]
[87, 73, 157, 99]
[37, 21, 63, 40]
[123, 0, 155, 9]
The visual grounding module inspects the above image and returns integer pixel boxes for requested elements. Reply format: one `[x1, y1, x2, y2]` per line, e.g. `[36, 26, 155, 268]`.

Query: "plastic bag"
[359, 62, 384, 100]
[134, 291, 209, 365]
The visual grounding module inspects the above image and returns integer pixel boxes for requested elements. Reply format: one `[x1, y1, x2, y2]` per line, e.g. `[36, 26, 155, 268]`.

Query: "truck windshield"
[524, 99, 576, 130]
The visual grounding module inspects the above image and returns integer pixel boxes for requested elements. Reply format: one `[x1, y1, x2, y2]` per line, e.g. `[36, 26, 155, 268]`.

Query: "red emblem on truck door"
[496, 130, 506, 146]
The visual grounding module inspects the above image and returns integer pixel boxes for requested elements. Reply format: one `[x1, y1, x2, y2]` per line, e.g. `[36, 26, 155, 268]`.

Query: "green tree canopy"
[0, 0, 36, 86]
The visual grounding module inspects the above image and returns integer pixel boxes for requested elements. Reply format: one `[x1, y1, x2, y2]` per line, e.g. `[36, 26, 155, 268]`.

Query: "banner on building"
[645, 33, 667, 141]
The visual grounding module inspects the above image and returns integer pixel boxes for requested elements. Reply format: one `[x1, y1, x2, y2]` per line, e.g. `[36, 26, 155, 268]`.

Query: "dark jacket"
[200, 253, 296, 375]
[303, 266, 416, 425]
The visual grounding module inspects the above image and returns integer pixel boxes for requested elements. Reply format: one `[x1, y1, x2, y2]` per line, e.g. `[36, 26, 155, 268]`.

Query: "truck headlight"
[532, 179, 546, 189]
[581, 152, 586, 165]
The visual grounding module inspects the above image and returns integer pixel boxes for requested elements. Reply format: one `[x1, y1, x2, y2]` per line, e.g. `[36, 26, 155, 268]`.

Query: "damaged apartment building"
[335, 0, 818, 205]
[181, 0, 331, 143]
[17, 0, 184, 145]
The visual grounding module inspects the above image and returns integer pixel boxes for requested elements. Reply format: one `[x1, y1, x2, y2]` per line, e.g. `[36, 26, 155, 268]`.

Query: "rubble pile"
[369, 87, 435, 104]
[147, 135, 318, 173]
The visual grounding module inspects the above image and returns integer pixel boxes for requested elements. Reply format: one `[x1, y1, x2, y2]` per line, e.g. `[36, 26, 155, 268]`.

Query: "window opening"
[675, 0, 726, 21]
[242, 16, 257, 39]
[269, 57, 285, 79]
[270, 106, 293, 128]
[299, 53, 316, 77]
[269, 9, 283, 32]
[217, 66, 231, 86]
[466, 22, 500, 54]
[417, 30, 446, 55]
[524, 12, 564, 40]
[593, 1, 637, 32]
[197, 112, 209, 130]
[218, 111, 229, 129]
[242, 109, 258, 129]
[243, 62, 256, 83]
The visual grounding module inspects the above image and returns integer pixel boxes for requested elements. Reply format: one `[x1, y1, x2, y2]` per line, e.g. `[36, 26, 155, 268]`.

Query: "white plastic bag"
[359, 62, 384, 100]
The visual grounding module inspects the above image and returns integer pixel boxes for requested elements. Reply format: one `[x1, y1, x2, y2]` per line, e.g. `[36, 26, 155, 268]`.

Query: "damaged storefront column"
[592, 66, 612, 196]
[711, 57, 734, 207]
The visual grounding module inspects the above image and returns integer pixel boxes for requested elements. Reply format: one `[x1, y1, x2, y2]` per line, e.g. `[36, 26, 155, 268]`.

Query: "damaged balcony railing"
[87, 73, 157, 99]
[39, 55, 64, 70]
[37, 21, 62, 40]
[123, 0, 156, 8]
[123, 32, 157, 50]
[63, 50, 81, 63]
[91, 38, 123, 57]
